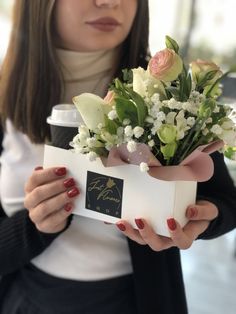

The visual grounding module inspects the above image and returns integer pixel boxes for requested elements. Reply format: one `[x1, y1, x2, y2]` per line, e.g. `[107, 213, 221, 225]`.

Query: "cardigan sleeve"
[0, 205, 72, 276]
[197, 151, 236, 239]
[0, 125, 73, 275]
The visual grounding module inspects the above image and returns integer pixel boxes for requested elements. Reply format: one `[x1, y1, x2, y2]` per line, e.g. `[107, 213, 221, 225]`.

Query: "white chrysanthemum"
[78, 133, 88, 143]
[156, 111, 166, 122]
[144, 96, 152, 107]
[78, 125, 90, 141]
[166, 98, 182, 110]
[145, 116, 154, 124]
[71, 133, 80, 144]
[133, 126, 144, 138]
[148, 139, 155, 147]
[205, 117, 213, 124]
[127, 140, 137, 153]
[213, 106, 220, 113]
[73, 145, 90, 154]
[211, 124, 222, 135]
[140, 162, 149, 172]
[123, 118, 131, 125]
[186, 117, 195, 127]
[124, 125, 133, 137]
[151, 120, 162, 135]
[108, 109, 118, 120]
[117, 127, 124, 136]
[86, 137, 97, 148]
[150, 93, 160, 104]
[87, 151, 97, 161]
[149, 103, 161, 118]
[202, 128, 209, 136]
[190, 91, 205, 103]
[182, 102, 198, 115]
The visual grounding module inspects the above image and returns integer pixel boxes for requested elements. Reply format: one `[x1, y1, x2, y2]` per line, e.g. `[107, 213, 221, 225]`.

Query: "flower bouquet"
[71, 36, 236, 182]
[44, 36, 236, 236]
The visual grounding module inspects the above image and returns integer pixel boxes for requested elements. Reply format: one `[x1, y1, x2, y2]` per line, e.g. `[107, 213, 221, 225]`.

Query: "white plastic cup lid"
[47, 104, 82, 127]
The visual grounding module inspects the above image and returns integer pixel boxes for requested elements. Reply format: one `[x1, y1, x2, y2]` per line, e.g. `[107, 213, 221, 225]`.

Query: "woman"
[0, 0, 235, 313]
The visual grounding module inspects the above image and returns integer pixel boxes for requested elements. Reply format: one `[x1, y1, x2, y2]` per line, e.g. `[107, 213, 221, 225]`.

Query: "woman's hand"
[24, 166, 80, 234]
[115, 200, 218, 251]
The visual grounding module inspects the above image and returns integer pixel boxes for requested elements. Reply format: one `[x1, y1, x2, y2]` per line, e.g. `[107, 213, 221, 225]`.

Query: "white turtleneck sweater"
[0, 49, 133, 281]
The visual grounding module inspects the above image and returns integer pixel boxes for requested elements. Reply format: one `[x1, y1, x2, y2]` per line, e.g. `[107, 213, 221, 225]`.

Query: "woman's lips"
[86, 17, 121, 32]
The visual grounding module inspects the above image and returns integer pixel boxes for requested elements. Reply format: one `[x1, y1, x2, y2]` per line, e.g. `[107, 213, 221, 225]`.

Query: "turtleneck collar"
[57, 48, 120, 82]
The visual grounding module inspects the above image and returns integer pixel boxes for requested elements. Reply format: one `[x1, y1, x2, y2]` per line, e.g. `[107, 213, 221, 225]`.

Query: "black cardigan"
[1, 129, 236, 314]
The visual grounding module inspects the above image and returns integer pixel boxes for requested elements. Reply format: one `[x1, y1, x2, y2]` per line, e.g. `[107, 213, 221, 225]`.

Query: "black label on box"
[85, 171, 123, 218]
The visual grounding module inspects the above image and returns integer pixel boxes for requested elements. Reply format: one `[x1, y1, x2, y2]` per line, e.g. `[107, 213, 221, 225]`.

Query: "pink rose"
[190, 59, 222, 86]
[148, 48, 183, 82]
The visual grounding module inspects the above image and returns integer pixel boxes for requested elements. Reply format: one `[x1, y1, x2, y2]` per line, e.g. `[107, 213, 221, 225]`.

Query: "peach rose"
[148, 48, 183, 82]
[190, 59, 222, 86]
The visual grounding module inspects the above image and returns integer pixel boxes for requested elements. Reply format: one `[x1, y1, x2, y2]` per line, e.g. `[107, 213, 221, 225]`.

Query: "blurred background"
[0, 1, 236, 313]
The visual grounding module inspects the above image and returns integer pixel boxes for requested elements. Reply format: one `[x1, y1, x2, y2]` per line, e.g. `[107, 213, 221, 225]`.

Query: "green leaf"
[125, 88, 148, 126]
[224, 146, 236, 160]
[186, 74, 192, 98]
[165, 35, 179, 53]
[104, 116, 119, 135]
[198, 99, 216, 119]
[115, 97, 138, 126]
[166, 86, 180, 99]
[91, 147, 108, 157]
[161, 81, 173, 99]
[122, 69, 133, 83]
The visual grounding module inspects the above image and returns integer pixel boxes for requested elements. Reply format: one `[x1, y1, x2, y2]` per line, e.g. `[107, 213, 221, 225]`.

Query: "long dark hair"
[0, 0, 150, 143]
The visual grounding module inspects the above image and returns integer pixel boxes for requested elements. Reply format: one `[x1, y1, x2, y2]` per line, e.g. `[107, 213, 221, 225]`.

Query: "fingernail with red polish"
[167, 218, 177, 231]
[116, 223, 126, 232]
[54, 167, 67, 176]
[64, 203, 73, 212]
[34, 166, 43, 171]
[63, 178, 75, 188]
[67, 187, 80, 198]
[135, 218, 145, 230]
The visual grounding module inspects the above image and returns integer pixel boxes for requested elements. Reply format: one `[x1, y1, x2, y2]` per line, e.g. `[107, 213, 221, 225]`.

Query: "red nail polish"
[117, 223, 126, 231]
[167, 218, 177, 231]
[135, 218, 144, 230]
[34, 166, 43, 171]
[67, 187, 80, 198]
[54, 167, 66, 176]
[64, 203, 73, 212]
[63, 178, 75, 188]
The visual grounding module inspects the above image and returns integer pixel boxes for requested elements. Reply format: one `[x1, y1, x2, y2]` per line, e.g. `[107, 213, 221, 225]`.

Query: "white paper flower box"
[44, 145, 197, 237]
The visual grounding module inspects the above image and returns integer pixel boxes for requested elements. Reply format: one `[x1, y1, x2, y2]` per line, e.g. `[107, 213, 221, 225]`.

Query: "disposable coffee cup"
[47, 104, 82, 149]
